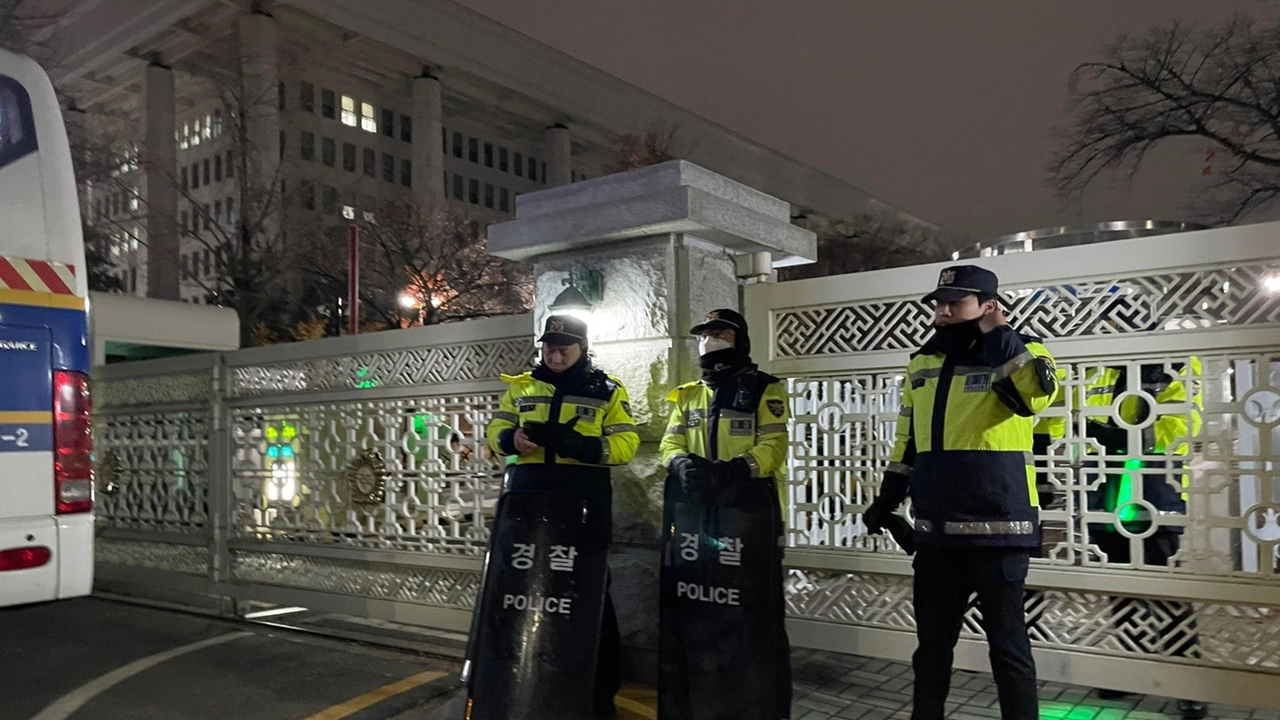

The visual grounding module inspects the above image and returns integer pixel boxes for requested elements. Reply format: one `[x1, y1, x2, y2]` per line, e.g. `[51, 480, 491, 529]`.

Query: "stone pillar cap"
[488, 160, 816, 266]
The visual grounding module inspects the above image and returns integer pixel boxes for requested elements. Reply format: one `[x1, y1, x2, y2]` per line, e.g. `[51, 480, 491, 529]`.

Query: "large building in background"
[40, 0, 937, 305]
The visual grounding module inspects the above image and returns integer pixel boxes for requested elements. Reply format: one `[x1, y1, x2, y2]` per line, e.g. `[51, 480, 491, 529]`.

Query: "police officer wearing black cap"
[660, 308, 794, 718]
[486, 314, 640, 719]
[862, 266, 1059, 720]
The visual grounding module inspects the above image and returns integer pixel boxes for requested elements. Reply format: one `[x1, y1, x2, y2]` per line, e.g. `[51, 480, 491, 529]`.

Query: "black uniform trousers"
[911, 546, 1038, 720]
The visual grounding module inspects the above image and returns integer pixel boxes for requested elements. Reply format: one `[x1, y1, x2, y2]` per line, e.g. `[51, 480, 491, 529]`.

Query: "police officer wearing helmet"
[659, 308, 793, 719]
[863, 266, 1058, 720]
[485, 314, 640, 720]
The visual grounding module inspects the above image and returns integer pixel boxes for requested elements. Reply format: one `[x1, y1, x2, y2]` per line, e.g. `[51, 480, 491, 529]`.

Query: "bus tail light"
[53, 370, 93, 514]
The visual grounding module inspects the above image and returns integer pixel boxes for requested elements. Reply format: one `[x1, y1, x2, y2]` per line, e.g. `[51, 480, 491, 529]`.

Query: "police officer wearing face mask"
[659, 308, 793, 719]
[862, 266, 1058, 720]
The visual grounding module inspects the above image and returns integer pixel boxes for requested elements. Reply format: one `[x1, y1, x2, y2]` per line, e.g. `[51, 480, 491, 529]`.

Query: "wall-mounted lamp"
[549, 268, 604, 318]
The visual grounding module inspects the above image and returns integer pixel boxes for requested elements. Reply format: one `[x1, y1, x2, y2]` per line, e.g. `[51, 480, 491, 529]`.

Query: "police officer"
[1082, 359, 1206, 720]
[485, 314, 640, 720]
[659, 308, 793, 719]
[863, 266, 1057, 720]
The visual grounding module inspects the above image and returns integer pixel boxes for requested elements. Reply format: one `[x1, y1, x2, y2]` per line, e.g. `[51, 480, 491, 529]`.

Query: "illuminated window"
[341, 95, 357, 126]
[361, 102, 376, 133]
[191, 118, 201, 146]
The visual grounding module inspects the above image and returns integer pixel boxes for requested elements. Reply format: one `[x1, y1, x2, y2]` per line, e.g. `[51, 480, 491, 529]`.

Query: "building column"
[239, 9, 280, 200]
[546, 123, 572, 186]
[143, 58, 179, 300]
[412, 72, 445, 208]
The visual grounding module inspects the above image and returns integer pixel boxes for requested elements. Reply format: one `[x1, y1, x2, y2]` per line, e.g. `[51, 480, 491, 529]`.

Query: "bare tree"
[301, 202, 532, 331]
[780, 208, 951, 281]
[1052, 14, 1280, 223]
[611, 126, 680, 172]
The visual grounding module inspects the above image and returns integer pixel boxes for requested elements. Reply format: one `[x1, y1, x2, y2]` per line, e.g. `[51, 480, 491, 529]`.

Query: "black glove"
[1036, 480, 1058, 509]
[863, 500, 892, 535]
[883, 513, 916, 555]
[521, 421, 549, 447]
[543, 416, 603, 464]
[671, 455, 713, 501]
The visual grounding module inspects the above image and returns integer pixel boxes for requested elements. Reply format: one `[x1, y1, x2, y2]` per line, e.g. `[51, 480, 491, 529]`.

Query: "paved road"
[0, 598, 457, 720]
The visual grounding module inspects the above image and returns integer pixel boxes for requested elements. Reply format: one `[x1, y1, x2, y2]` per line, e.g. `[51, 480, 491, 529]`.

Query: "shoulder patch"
[766, 398, 787, 418]
[666, 380, 704, 404]
[500, 372, 533, 384]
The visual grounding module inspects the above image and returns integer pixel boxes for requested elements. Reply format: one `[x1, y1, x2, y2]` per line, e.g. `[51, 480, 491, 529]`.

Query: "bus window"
[0, 73, 38, 168]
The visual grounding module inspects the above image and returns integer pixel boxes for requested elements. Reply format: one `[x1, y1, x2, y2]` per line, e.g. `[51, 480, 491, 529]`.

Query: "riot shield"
[464, 490, 610, 720]
[659, 474, 783, 720]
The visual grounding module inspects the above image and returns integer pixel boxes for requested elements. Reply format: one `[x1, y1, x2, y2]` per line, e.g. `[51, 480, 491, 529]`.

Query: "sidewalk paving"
[788, 648, 1280, 720]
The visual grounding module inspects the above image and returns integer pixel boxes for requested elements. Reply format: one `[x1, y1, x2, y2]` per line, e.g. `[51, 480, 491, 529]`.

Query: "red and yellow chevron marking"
[0, 256, 83, 310]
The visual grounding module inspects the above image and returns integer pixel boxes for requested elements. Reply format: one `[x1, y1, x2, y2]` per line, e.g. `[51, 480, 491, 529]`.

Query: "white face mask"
[698, 336, 734, 356]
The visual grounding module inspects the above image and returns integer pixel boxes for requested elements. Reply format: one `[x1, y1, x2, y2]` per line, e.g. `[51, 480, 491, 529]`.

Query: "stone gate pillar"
[488, 159, 816, 682]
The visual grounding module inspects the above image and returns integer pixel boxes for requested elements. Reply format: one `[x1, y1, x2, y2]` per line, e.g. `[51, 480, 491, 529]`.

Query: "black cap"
[922, 265, 999, 304]
[690, 308, 746, 336]
[538, 314, 588, 345]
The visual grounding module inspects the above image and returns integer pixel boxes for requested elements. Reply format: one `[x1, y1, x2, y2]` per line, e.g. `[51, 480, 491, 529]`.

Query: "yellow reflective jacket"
[660, 369, 790, 514]
[1083, 359, 1202, 518]
[885, 325, 1058, 548]
[486, 370, 640, 468]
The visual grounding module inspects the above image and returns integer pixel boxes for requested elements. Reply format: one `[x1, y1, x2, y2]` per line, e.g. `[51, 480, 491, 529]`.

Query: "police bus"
[0, 48, 95, 607]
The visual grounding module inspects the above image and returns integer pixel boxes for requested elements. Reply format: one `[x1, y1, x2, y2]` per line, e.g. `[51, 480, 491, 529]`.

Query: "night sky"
[455, 0, 1263, 239]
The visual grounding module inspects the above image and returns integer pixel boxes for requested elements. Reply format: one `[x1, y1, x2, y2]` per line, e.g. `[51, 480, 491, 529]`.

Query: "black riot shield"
[464, 490, 610, 720]
[659, 474, 784, 720]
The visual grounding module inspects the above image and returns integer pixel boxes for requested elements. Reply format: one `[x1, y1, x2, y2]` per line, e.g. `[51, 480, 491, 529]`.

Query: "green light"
[1117, 457, 1143, 523]
[354, 365, 379, 389]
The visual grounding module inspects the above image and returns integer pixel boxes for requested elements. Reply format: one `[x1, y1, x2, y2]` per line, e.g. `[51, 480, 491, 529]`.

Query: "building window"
[180, 122, 190, 150]
[203, 159, 211, 185]
[301, 180, 315, 210]
[343, 142, 356, 172]
[527, 155, 537, 180]
[400, 115, 412, 143]
[214, 154, 223, 181]
[301, 131, 315, 162]
[484, 182, 494, 209]
[204, 113, 212, 140]
[382, 108, 395, 137]
[484, 143, 493, 168]
[321, 89, 336, 119]
[452, 132, 462, 158]
[468, 137, 478, 163]
[301, 82, 315, 112]
[202, 249, 211, 275]
[181, 166, 189, 190]
[278, 81, 286, 110]
[212, 108, 223, 137]
[499, 187, 510, 213]
[363, 147, 376, 177]
[541, 161, 547, 184]
[382, 152, 395, 183]
[180, 210, 189, 233]
[279, 130, 286, 159]
[226, 197, 233, 218]
[191, 118, 202, 146]
[499, 148, 509, 172]
[361, 102, 376, 133]
[442, 127, 448, 153]
[514, 152, 523, 178]
[322, 137, 336, 166]
[468, 178, 479, 204]
[453, 174, 463, 200]
[226, 150, 234, 177]
[191, 162, 200, 189]
[401, 159, 412, 187]
[322, 185, 338, 214]
[341, 95, 357, 126]
[214, 199, 222, 223]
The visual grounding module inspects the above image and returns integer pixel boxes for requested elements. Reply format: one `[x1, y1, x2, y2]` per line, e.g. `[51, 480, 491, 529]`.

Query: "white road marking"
[27, 631, 253, 720]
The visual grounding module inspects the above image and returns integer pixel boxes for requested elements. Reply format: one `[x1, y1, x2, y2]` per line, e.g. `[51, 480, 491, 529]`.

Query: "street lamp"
[399, 292, 418, 310]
